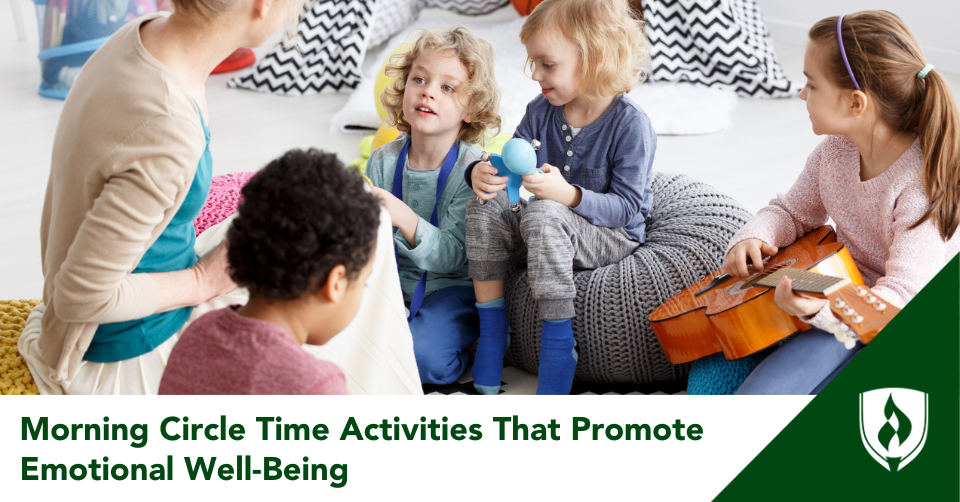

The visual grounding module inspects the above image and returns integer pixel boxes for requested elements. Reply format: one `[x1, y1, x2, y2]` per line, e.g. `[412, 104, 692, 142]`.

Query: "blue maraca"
[479, 138, 542, 211]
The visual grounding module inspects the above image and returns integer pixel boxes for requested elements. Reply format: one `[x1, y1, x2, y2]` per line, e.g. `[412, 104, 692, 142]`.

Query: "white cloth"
[19, 209, 423, 395]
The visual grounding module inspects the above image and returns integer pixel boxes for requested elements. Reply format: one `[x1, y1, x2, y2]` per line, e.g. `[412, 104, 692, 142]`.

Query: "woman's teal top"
[85, 109, 212, 362]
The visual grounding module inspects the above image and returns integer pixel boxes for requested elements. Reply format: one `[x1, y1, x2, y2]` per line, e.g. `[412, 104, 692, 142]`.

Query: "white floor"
[1, 4, 958, 301]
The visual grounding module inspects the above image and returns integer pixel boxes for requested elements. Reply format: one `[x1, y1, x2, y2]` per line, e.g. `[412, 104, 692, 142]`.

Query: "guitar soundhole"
[726, 258, 800, 296]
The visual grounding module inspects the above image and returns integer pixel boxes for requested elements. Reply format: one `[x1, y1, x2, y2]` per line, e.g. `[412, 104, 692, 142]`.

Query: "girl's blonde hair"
[381, 27, 502, 146]
[809, 11, 960, 240]
[519, 0, 650, 101]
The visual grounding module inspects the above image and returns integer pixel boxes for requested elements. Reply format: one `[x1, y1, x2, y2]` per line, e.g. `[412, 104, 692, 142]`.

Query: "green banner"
[715, 255, 959, 500]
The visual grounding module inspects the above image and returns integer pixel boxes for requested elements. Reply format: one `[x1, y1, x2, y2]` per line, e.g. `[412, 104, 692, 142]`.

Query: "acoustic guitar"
[648, 226, 901, 364]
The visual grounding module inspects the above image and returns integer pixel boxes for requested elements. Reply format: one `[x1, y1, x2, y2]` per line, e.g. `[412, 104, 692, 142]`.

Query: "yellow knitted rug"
[0, 299, 41, 395]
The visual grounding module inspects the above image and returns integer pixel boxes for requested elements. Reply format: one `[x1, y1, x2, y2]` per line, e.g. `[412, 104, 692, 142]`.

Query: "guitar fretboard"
[753, 268, 850, 296]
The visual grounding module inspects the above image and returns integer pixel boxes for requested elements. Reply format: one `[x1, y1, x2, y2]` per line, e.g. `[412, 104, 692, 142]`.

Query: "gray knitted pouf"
[504, 172, 753, 384]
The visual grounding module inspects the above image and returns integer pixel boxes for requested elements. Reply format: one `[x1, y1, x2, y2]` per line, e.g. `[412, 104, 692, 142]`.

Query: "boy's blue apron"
[391, 139, 457, 322]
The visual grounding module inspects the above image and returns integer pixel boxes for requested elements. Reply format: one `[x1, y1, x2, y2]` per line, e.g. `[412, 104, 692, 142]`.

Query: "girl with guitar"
[720, 11, 960, 394]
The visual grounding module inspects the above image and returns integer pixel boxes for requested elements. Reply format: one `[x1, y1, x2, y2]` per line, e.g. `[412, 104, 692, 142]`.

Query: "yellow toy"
[375, 44, 410, 123]
[372, 123, 402, 151]
[349, 125, 402, 175]
[487, 133, 511, 155]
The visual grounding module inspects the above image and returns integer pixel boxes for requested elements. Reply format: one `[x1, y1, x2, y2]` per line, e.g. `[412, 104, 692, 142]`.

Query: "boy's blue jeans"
[407, 286, 480, 385]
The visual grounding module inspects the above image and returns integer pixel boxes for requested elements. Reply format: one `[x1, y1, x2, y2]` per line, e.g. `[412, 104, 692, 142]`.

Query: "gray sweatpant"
[465, 193, 639, 320]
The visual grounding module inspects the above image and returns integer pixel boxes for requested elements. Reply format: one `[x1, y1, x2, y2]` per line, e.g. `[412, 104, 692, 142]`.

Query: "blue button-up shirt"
[468, 93, 657, 242]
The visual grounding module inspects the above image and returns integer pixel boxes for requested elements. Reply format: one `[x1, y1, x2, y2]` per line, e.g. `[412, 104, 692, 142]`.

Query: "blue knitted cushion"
[687, 352, 767, 395]
[505, 172, 754, 384]
[687, 339, 789, 394]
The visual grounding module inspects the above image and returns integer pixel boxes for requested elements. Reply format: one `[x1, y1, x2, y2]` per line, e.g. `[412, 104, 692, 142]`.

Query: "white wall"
[756, 0, 960, 75]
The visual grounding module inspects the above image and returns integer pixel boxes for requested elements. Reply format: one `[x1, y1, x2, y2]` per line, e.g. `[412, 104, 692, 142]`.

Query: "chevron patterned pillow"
[230, 0, 511, 96]
[642, 0, 798, 97]
[229, 0, 373, 95]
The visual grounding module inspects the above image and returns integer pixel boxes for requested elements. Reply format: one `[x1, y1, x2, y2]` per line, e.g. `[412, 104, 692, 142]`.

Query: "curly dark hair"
[227, 148, 380, 301]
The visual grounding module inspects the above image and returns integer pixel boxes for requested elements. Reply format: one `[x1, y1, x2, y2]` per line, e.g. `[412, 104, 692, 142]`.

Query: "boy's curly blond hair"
[519, 0, 650, 101]
[381, 27, 501, 146]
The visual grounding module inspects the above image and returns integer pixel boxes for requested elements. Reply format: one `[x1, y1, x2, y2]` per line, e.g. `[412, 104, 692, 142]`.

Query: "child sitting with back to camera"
[465, 0, 656, 395]
[719, 11, 960, 394]
[366, 27, 501, 386]
[159, 149, 380, 395]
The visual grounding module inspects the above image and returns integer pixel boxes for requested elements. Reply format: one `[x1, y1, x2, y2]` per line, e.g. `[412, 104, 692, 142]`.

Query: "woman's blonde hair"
[171, 0, 235, 17]
[519, 0, 650, 101]
[809, 11, 960, 240]
[381, 27, 502, 146]
[172, 0, 305, 49]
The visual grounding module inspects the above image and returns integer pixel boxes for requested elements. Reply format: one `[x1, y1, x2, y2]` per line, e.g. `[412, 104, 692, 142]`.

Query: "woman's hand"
[192, 239, 237, 303]
[522, 163, 581, 207]
[370, 186, 419, 247]
[153, 239, 237, 313]
[471, 161, 507, 200]
[723, 239, 779, 280]
[774, 276, 826, 317]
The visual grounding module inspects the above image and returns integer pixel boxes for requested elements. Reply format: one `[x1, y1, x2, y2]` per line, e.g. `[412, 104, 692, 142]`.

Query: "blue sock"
[472, 298, 509, 395]
[537, 318, 577, 395]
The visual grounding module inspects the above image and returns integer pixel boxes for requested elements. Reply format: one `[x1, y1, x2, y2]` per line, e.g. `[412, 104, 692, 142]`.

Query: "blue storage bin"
[36, 0, 157, 99]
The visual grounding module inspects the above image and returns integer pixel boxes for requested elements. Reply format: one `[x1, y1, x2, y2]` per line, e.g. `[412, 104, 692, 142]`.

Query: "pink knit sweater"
[728, 135, 959, 330]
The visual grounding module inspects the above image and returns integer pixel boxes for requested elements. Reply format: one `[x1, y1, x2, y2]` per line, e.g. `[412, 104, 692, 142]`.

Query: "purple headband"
[837, 15, 861, 91]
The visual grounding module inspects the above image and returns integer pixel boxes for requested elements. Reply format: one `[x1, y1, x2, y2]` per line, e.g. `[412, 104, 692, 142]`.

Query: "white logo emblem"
[859, 388, 928, 472]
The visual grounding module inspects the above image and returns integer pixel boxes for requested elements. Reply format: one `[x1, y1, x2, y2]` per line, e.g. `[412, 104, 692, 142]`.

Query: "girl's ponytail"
[914, 69, 960, 240]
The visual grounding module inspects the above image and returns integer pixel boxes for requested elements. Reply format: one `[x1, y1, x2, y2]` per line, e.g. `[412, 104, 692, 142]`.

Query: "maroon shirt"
[159, 307, 347, 395]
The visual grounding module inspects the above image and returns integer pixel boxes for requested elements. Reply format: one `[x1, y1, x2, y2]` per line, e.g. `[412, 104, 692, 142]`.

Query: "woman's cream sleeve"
[52, 116, 205, 324]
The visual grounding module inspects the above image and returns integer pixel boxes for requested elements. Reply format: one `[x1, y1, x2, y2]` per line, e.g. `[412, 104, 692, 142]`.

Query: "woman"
[19, 0, 422, 395]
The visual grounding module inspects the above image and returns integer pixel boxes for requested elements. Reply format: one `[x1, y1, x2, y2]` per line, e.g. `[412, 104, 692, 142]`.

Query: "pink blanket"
[194, 171, 256, 236]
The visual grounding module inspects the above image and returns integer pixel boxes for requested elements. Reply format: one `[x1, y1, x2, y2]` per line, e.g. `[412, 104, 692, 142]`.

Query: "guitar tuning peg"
[874, 302, 887, 311]
[843, 307, 855, 316]
[852, 314, 863, 324]
[834, 298, 846, 308]
[865, 295, 876, 304]
[856, 286, 867, 297]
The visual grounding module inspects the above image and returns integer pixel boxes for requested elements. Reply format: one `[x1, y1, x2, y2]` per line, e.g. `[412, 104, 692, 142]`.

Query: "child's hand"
[370, 186, 409, 224]
[522, 163, 581, 207]
[723, 239, 779, 280]
[774, 276, 826, 317]
[471, 161, 507, 200]
[370, 186, 419, 246]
